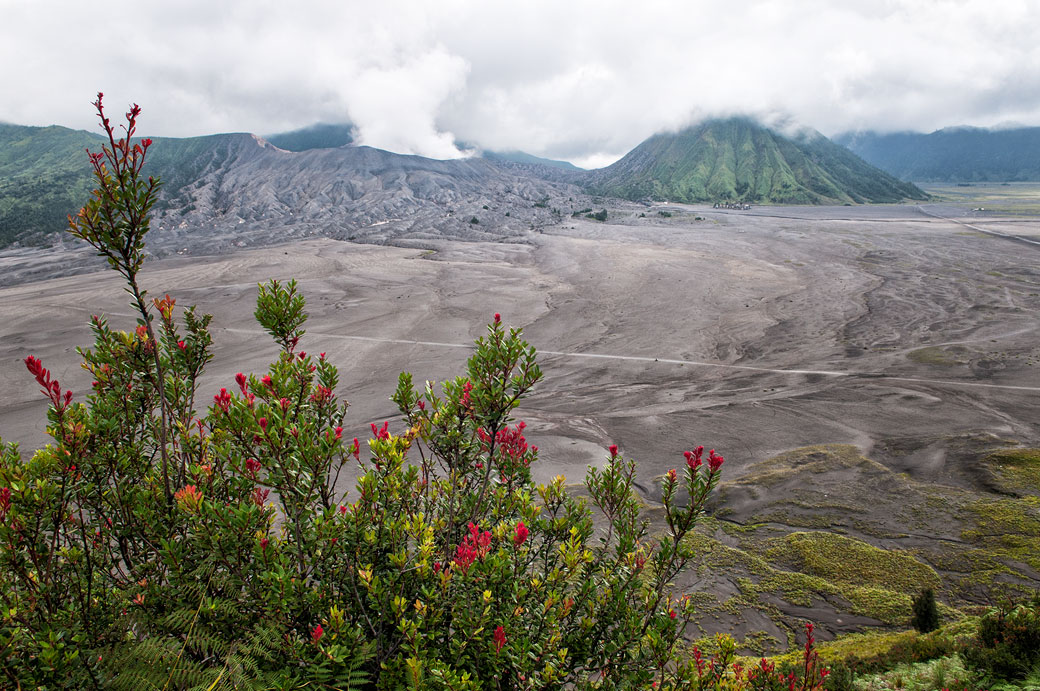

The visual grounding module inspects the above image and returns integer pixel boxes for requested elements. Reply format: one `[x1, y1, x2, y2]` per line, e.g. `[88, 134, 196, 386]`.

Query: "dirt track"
[2, 203, 1039, 491]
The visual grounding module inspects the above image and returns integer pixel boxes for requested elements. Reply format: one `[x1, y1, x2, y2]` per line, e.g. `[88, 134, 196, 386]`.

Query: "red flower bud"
[311, 624, 324, 644]
[235, 372, 248, 393]
[514, 521, 529, 547]
[493, 625, 506, 653]
[608, 444, 618, 457]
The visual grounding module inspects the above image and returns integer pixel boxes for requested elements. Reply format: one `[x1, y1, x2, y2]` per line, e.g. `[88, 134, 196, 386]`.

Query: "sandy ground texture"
[2, 201, 1039, 650]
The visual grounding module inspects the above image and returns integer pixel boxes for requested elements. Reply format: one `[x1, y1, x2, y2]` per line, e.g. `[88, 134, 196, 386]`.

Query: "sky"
[2, 0, 1039, 168]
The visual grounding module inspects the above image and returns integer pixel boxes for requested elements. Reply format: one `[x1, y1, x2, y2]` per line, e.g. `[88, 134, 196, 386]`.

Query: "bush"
[0, 95, 833, 690]
[911, 588, 940, 633]
[962, 593, 1040, 681]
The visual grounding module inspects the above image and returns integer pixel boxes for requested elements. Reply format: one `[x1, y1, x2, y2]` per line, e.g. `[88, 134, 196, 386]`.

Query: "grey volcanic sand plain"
[2, 203, 1040, 646]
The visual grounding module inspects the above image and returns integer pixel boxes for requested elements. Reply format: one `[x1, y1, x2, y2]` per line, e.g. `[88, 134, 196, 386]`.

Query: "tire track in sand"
[222, 327, 1040, 394]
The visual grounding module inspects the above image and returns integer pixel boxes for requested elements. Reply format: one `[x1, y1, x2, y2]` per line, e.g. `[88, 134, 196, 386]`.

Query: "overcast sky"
[2, 0, 1038, 167]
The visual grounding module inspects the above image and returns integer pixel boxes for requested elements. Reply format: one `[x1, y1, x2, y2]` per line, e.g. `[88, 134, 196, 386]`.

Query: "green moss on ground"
[767, 531, 941, 594]
[908, 346, 967, 366]
[985, 448, 1040, 492]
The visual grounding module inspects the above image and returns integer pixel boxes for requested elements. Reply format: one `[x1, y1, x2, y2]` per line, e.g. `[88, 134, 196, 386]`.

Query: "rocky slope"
[0, 124, 584, 254]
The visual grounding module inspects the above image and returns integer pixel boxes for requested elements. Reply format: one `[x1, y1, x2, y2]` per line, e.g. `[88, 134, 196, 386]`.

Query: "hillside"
[0, 124, 582, 252]
[0, 124, 103, 246]
[837, 126, 1040, 182]
[583, 118, 927, 204]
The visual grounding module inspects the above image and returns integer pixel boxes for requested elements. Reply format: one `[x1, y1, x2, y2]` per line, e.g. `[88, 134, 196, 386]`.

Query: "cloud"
[1, 0, 1039, 164]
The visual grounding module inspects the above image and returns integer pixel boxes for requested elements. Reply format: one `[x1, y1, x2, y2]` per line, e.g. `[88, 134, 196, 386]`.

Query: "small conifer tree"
[911, 587, 940, 633]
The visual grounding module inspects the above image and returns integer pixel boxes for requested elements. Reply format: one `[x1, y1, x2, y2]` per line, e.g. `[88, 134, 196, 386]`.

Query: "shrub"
[962, 592, 1040, 681]
[911, 588, 940, 633]
[0, 95, 828, 689]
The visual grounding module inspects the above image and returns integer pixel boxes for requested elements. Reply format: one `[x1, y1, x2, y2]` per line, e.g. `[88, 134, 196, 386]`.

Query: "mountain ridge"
[836, 125, 1040, 181]
[1, 116, 927, 252]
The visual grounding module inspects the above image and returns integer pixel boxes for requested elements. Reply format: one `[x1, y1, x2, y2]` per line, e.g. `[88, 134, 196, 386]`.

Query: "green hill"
[0, 124, 103, 246]
[0, 125, 269, 246]
[584, 117, 927, 204]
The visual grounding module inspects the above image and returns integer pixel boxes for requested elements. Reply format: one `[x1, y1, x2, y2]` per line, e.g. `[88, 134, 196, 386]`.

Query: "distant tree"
[911, 587, 941, 633]
[469, 216, 480, 224]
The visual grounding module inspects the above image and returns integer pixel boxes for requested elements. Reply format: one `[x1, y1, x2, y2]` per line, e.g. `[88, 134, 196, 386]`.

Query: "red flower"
[684, 446, 704, 470]
[514, 521, 529, 547]
[279, 397, 290, 411]
[667, 468, 677, 483]
[454, 522, 492, 573]
[708, 449, 724, 472]
[177, 340, 186, 350]
[245, 457, 261, 477]
[214, 388, 232, 413]
[494, 313, 501, 324]
[260, 537, 269, 550]
[371, 421, 389, 440]
[311, 624, 324, 644]
[493, 625, 506, 653]
[608, 444, 618, 457]
[258, 417, 267, 431]
[235, 372, 248, 393]
[261, 375, 273, 389]
[669, 609, 677, 619]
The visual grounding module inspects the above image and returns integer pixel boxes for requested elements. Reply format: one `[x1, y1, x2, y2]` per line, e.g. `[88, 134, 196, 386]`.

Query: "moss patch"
[731, 444, 883, 489]
[985, 448, 1040, 493]
[908, 346, 967, 366]
[767, 531, 941, 593]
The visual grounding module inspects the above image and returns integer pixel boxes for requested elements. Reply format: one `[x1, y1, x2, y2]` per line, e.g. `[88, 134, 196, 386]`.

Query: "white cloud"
[2, 0, 1039, 164]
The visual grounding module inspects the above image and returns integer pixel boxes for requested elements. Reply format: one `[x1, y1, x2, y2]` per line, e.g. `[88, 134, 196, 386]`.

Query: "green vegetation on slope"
[0, 125, 264, 246]
[838, 126, 1040, 182]
[585, 117, 927, 205]
[0, 124, 102, 246]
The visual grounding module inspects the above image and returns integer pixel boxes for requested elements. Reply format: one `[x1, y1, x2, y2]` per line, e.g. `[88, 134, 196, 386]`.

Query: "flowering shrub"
[0, 97, 827, 689]
[962, 592, 1040, 682]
